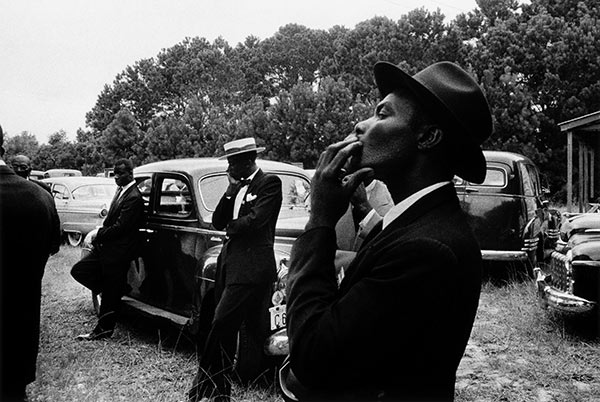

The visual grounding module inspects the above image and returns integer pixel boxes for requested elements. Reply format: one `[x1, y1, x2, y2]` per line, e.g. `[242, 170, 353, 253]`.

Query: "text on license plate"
[269, 305, 286, 330]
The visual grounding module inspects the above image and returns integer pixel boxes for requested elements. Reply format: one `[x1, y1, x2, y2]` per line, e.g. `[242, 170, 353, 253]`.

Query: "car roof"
[483, 150, 534, 166]
[134, 157, 309, 178]
[41, 176, 116, 188]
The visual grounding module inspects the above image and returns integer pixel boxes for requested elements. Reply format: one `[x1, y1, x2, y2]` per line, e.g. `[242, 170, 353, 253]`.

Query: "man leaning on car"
[281, 61, 493, 401]
[71, 158, 144, 341]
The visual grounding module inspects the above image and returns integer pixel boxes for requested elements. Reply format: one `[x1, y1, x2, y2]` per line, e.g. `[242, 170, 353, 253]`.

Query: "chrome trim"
[481, 250, 528, 261]
[264, 328, 289, 356]
[571, 260, 600, 267]
[146, 223, 220, 235]
[538, 286, 596, 313]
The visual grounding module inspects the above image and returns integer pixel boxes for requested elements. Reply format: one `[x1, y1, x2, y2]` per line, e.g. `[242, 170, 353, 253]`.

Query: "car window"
[136, 177, 153, 205]
[72, 184, 115, 200]
[52, 183, 70, 200]
[479, 168, 507, 187]
[156, 177, 193, 217]
[520, 163, 541, 197]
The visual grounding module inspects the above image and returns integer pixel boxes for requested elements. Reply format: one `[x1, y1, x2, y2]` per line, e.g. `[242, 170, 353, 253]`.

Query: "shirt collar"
[382, 181, 451, 229]
[244, 168, 259, 182]
[120, 180, 136, 194]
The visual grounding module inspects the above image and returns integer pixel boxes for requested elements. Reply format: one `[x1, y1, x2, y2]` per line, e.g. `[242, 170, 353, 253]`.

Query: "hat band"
[225, 143, 258, 154]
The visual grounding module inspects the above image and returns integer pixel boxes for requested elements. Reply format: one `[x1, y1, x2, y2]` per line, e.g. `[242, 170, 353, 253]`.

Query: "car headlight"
[272, 255, 289, 306]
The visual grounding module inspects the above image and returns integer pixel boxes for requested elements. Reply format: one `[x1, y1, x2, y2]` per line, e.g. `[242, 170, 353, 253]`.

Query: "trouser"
[71, 249, 129, 332]
[188, 282, 271, 402]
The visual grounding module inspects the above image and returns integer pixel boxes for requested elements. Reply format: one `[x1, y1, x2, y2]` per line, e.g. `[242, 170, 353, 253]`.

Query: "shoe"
[76, 328, 113, 341]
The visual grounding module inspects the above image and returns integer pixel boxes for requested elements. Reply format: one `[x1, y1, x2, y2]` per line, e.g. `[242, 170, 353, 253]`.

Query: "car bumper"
[481, 250, 529, 262]
[264, 328, 288, 356]
[535, 268, 596, 313]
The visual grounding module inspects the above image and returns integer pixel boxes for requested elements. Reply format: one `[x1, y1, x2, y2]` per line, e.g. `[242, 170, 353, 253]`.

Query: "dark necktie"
[111, 186, 123, 207]
[361, 220, 383, 248]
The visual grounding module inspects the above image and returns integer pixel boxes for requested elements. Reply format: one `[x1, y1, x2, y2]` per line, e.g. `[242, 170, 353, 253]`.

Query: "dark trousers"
[188, 282, 271, 402]
[71, 249, 129, 332]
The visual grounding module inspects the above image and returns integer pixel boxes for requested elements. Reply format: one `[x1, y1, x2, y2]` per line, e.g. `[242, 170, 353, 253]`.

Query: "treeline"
[4, 0, 600, 201]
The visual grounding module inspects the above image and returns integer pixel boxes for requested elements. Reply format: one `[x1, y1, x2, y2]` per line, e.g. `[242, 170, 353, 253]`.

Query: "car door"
[131, 172, 208, 318]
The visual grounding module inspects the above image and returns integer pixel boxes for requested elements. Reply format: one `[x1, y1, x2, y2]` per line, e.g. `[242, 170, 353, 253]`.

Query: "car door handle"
[210, 236, 222, 242]
[465, 187, 480, 193]
[140, 228, 155, 234]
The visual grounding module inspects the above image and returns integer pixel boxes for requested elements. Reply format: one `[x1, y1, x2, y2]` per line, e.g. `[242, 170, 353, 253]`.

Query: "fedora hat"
[219, 137, 265, 160]
[374, 61, 493, 184]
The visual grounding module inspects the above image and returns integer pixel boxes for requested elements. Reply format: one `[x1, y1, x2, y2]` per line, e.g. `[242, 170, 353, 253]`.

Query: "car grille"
[521, 236, 539, 252]
[549, 251, 572, 293]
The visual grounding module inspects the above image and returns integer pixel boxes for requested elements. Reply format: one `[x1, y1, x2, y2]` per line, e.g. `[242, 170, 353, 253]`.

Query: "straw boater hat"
[373, 61, 493, 184]
[219, 137, 265, 160]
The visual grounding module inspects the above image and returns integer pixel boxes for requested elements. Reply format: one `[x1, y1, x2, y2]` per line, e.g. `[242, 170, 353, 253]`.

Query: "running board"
[121, 296, 189, 327]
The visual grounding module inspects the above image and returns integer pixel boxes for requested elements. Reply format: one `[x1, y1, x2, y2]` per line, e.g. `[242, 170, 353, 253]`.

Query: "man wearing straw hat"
[282, 61, 493, 401]
[189, 137, 282, 402]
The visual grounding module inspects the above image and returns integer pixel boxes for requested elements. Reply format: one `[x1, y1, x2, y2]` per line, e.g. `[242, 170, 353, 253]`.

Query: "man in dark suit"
[71, 158, 144, 340]
[188, 137, 282, 402]
[284, 61, 493, 401]
[0, 124, 61, 401]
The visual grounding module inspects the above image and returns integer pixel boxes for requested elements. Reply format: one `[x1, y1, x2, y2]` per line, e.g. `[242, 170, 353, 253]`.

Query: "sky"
[0, 0, 479, 144]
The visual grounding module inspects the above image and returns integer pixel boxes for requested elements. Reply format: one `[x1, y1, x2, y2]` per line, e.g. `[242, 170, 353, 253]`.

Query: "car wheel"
[233, 322, 263, 385]
[67, 232, 83, 247]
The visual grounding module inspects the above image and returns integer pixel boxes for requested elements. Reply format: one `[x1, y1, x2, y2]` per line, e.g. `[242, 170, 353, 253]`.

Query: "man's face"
[354, 91, 419, 176]
[113, 163, 133, 187]
[12, 156, 32, 178]
[227, 154, 253, 180]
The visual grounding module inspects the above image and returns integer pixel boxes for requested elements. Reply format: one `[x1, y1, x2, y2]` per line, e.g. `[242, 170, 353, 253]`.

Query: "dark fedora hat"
[374, 61, 493, 183]
[219, 137, 265, 160]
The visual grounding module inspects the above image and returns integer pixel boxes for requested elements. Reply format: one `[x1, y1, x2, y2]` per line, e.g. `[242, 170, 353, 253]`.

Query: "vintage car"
[82, 158, 311, 378]
[42, 176, 117, 246]
[454, 150, 560, 274]
[535, 212, 599, 327]
[43, 168, 83, 178]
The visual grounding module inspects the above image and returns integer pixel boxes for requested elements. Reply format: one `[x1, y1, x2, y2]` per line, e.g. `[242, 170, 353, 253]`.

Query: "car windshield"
[72, 184, 116, 200]
[199, 173, 310, 220]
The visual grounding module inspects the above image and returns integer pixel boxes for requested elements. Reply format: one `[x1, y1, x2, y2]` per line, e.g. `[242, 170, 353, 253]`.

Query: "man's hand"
[306, 138, 373, 230]
[225, 174, 244, 197]
[350, 181, 372, 224]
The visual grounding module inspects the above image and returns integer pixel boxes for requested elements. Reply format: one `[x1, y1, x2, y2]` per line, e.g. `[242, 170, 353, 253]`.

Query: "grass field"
[26, 246, 600, 401]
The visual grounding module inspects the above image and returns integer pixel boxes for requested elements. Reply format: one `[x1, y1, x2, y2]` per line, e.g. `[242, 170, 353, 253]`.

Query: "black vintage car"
[82, 158, 311, 377]
[535, 211, 600, 329]
[454, 151, 560, 273]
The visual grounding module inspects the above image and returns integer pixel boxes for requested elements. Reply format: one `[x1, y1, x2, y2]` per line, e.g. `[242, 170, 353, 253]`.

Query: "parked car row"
[42, 176, 116, 246]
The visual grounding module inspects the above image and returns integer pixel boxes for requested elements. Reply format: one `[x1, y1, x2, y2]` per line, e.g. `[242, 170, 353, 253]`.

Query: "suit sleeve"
[225, 175, 282, 236]
[212, 194, 235, 230]
[286, 227, 458, 388]
[96, 193, 144, 243]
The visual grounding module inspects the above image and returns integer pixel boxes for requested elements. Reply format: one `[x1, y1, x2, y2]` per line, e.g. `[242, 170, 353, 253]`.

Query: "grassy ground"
[27, 247, 600, 401]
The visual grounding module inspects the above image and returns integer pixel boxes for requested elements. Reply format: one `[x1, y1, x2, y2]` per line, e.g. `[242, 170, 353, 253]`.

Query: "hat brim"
[374, 62, 486, 184]
[218, 147, 265, 160]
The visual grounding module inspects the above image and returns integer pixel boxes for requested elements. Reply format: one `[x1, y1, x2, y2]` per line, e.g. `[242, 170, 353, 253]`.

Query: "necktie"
[111, 186, 123, 207]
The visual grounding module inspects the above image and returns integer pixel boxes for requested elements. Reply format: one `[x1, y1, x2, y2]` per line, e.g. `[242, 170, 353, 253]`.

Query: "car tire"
[233, 322, 264, 385]
[67, 232, 83, 247]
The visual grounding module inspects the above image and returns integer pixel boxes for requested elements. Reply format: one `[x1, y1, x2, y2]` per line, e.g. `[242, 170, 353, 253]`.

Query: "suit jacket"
[94, 182, 144, 263]
[287, 184, 482, 401]
[0, 165, 61, 387]
[212, 169, 282, 285]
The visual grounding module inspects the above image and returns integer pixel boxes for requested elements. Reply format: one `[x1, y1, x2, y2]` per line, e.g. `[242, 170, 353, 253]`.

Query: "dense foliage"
[4, 0, 599, 200]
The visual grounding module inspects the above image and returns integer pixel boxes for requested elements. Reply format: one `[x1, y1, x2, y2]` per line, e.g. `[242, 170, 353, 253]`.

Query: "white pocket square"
[245, 193, 257, 202]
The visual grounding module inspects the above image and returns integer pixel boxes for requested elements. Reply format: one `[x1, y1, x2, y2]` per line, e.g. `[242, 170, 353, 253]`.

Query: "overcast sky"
[0, 0, 479, 144]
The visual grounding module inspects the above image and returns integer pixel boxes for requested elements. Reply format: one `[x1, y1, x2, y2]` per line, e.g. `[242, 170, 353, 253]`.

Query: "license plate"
[269, 305, 286, 330]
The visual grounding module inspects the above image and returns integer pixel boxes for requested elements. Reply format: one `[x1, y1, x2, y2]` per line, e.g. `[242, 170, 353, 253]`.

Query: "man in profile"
[0, 124, 61, 401]
[284, 61, 493, 401]
[71, 158, 144, 340]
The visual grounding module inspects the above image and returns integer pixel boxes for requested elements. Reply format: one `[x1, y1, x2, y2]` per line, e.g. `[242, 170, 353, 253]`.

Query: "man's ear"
[417, 126, 444, 150]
